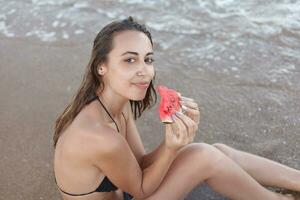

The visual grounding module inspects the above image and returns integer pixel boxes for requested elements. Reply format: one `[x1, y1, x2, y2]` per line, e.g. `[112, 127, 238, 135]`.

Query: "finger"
[181, 105, 188, 114]
[176, 111, 196, 127]
[177, 113, 196, 144]
[177, 92, 182, 98]
[175, 111, 196, 142]
[194, 110, 200, 124]
[172, 114, 188, 141]
[180, 96, 195, 102]
[181, 106, 200, 124]
[180, 100, 198, 110]
[171, 114, 185, 139]
[170, 114, 180, 138]
[180, 100, 200, 122]
[177, 93, 195, 103]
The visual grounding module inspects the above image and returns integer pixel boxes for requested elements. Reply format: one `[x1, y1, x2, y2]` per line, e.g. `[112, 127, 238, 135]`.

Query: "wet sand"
[0, 34, 299, 200]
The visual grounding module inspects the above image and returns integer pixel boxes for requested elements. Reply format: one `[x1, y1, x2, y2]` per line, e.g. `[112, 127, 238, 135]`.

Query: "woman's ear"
[97, 64, 107, 75]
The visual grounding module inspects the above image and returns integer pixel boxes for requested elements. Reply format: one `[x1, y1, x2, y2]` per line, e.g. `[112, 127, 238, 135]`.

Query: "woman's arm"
[141, 139, 166, 170]
[125, 101, 170, 170]
[91, 127, 177, 199]
[140, 144, 177, 196]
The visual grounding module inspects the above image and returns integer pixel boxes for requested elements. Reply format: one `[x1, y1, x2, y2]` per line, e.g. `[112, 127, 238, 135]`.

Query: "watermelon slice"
[157, 85, 182, 124]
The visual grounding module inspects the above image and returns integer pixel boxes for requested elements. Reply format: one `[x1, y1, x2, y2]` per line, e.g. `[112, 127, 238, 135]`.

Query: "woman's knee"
[180, 143, 226, 175]
[134, 143, 227, 200]
[212, 143, 230, 152]
[212, 143, 237, 160]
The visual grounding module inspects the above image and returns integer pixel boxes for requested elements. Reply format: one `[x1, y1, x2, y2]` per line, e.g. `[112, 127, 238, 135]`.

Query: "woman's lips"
[133, 83, 149, 89]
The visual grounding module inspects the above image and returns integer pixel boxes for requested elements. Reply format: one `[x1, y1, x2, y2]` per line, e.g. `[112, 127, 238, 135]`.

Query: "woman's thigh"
[134, 142, 225, 200]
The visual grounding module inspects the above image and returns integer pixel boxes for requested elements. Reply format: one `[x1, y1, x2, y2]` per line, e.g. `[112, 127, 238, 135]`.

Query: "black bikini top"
[54, 96, 126, 196]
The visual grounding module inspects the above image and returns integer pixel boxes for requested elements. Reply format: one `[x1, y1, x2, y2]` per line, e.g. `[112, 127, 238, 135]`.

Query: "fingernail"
[182, 96, 193, 101]
[176, 111, 183, 115]
[171, 114, 176, 120]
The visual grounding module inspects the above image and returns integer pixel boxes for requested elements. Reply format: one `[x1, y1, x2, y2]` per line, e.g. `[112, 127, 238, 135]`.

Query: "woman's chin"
[130, 94, 146, 101]
[130, 97, 145, 101]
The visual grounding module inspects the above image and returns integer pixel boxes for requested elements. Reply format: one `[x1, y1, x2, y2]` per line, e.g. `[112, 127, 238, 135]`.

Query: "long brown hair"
[53, 16, 157, 148]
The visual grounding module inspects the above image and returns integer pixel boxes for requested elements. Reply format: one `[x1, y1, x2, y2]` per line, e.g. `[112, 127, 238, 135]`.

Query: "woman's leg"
[135, 143, 291, 200]
[212, 143, 300, 192]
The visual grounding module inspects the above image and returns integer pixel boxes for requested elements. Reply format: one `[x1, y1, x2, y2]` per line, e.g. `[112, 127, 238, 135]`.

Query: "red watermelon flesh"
[157, 85, 182, 123]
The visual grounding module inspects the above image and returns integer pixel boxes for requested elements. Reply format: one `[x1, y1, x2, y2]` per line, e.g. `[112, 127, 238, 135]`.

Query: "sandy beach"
[1, 35, 299, 199]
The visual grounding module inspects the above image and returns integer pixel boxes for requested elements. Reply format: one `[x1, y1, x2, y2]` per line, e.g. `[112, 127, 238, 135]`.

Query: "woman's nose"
[137, 70, 143, 76]
[137, 63, 148, 76]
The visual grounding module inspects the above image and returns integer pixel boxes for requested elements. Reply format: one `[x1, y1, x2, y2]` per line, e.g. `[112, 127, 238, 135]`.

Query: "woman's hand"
[164, 92, 201, 152]
[165, 111, 198, 151]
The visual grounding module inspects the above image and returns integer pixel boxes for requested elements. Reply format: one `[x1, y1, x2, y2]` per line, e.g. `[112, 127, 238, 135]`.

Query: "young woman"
[53, 16, 300, 200]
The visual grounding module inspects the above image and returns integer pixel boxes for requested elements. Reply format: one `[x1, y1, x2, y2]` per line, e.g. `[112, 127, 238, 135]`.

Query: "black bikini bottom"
[123, 192, 134, 200]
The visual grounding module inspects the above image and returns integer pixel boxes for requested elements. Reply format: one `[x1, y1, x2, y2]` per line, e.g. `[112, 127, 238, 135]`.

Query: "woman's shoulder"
[61, 120, 125, 163]
[60, 101, 125, 152]
[56, 103, 105, 149]
[70, 101, 132, 156]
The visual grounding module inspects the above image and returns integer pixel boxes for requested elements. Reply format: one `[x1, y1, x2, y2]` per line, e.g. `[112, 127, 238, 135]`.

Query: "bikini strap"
[96, 96, 120, 132]
[54, 175, 96, 196]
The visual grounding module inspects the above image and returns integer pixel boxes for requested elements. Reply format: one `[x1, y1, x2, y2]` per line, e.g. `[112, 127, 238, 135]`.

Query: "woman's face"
[100, 30, 155, 101]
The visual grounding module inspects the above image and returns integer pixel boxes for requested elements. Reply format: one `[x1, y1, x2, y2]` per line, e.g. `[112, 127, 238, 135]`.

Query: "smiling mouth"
[132, 83, 149, 89]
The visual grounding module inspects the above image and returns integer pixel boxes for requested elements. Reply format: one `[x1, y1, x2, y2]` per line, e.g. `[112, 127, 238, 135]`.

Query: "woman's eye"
[145, 58, 155, 64]
[125, 58, 135, 63]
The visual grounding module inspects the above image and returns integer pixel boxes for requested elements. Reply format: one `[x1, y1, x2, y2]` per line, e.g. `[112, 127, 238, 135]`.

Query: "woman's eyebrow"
[120, 51, 153, 56]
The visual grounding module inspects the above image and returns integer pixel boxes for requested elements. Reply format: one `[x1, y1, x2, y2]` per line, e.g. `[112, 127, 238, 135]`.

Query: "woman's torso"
[54, 98, 130, 200]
